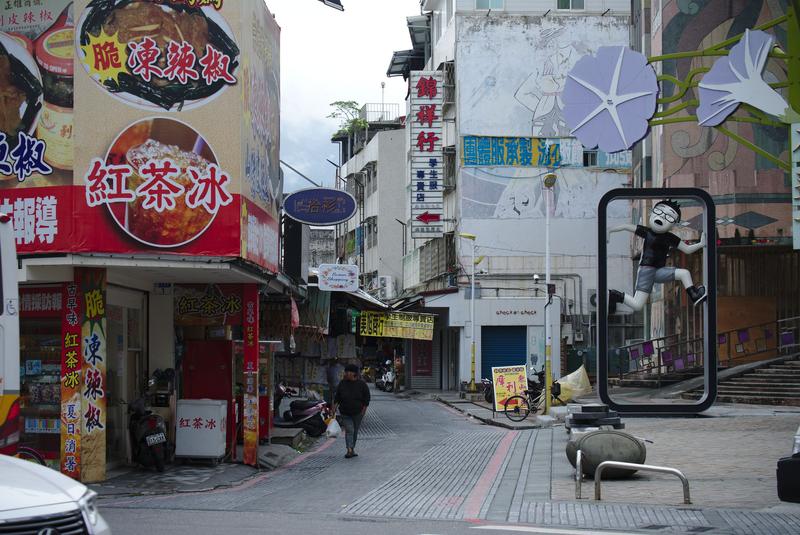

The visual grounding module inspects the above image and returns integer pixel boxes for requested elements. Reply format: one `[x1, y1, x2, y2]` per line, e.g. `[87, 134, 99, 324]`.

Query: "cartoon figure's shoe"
[687, 285, 707, 306]
[609, 289, 625, 314]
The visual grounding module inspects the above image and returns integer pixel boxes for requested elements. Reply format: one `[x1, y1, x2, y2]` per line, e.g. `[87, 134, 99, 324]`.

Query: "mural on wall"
[458, 15, 630, 138]
[461, 167, 629, 221]
[655, 0, 792, 242]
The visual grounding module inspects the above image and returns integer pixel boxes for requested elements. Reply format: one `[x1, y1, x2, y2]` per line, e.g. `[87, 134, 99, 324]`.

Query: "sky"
[266, 0, 421, 192]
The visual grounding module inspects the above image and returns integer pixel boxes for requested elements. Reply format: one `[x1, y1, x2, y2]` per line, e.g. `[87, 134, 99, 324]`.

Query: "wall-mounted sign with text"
[318, 263, 358, 292]
[283, 187, 356, 225]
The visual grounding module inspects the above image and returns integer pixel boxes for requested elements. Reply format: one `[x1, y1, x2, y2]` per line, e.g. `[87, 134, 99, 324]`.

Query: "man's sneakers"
[608, 289, 625, 314]
[687, 285, 707, 306]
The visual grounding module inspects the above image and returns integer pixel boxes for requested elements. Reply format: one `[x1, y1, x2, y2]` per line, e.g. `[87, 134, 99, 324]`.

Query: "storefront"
[1, 0, 282, 481]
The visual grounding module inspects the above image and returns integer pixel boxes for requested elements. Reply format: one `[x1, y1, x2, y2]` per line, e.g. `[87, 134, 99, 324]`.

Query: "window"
[476, 0, 503, 9]
[583, 150, 598, 167]
[558, 0, 584, 9]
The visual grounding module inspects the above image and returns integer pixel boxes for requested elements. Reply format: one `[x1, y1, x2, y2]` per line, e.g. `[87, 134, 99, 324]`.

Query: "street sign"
[284, 188, 357, 225]
[410, 70, 444, 239]
[318, 264, 359, 292]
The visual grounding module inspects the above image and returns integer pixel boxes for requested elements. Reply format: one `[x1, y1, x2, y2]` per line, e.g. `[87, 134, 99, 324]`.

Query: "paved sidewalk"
[428, 391, 543, 430]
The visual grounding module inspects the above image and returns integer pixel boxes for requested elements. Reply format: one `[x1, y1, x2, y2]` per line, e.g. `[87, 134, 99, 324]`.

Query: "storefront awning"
[19, 254, 276, 288]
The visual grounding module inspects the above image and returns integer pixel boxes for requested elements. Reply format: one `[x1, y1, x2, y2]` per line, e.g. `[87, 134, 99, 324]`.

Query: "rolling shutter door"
[481, 326, 527, 379]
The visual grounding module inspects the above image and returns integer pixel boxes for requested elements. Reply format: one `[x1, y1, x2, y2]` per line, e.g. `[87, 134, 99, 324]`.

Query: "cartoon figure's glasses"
[652, 207, 677, 223]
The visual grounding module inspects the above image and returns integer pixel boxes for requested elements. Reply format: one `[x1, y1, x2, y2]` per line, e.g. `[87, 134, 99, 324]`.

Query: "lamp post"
[459, 232, 478, 393]
[542, 172, 558, 415]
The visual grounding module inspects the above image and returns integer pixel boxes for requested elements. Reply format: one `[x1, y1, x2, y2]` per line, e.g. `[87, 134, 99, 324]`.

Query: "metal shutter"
[481, 326, 527, 379]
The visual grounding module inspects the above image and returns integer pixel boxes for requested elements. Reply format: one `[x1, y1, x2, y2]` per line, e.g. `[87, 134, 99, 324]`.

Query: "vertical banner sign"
[491, 365, 528, 413]
[410, 70, 445, 239]
[242, 285, 259, 466]
[79, 268, 107, 483]
[60, 282, 82, 478]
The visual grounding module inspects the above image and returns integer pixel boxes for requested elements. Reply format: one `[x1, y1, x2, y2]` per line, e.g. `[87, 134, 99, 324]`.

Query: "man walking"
[334, 364, 370, 458]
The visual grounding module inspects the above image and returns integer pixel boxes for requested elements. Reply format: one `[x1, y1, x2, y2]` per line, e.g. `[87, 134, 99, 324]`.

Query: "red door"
[183, 340, 235, 450]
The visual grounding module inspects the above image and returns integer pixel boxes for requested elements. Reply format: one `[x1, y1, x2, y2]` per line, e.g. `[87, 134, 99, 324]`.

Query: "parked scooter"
[272, 382, 330, 437]
[128, 397, 168, 472]
[382, 362, 396, 393]
[481, 378, 494, 404]
[375, 360, 391, 391]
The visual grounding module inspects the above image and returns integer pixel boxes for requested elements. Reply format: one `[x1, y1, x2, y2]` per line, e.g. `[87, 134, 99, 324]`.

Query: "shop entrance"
[106, 287, 146, 468]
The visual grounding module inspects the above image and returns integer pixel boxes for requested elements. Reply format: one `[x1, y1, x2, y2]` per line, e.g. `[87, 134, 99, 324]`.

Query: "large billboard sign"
[0, 0, 280, 273]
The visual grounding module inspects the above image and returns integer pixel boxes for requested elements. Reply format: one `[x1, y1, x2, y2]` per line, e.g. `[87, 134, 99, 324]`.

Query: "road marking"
[471, 526, 645, 535]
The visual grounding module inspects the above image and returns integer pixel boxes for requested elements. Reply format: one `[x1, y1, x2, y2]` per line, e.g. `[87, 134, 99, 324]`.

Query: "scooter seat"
[290, 399, 321, 412]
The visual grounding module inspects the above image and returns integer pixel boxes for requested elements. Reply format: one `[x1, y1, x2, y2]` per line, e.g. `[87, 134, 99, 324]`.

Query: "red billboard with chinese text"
[0, 0, 280, 273]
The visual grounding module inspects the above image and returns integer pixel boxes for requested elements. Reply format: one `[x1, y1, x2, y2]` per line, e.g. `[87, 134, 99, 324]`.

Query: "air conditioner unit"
[587, 288, 597, 311]
[378, 276, 395, 300]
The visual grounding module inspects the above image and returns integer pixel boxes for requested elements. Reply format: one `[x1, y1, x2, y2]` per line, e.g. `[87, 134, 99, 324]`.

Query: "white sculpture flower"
[697, 29, 788, 126]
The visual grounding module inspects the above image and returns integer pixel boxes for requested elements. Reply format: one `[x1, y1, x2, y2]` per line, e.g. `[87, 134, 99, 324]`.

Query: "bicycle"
[504, 380, 564, 422]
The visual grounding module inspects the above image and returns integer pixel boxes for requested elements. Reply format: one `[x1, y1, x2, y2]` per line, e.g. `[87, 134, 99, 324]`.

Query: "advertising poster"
[78, 267, 106, 483]
[318, 263, 358, 292]
[242, 284, 258, 466]
[491, 365, 527, 413]
[60, 280, 82, 478]
[0, 0, 281, 273]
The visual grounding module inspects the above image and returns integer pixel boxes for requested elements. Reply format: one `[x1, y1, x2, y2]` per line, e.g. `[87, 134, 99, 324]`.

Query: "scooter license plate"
[146, 432, 166, 446]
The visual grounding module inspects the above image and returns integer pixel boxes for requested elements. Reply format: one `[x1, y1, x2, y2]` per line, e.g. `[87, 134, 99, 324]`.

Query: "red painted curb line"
[462, 430, 517, 519]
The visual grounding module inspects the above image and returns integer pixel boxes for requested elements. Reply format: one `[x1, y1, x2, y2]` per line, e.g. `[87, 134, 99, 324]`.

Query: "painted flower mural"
[697, 29, 788, 127]
[562, 46, 658, 153]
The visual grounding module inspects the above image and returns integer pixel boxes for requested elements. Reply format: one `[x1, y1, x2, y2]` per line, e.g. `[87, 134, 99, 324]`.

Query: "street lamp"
[459, 232, 478, 393]
[542, 173, 557, 415]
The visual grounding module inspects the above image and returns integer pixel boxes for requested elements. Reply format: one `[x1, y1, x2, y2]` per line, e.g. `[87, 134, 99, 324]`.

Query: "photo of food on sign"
[88, 117, 232, 248]
[0, 2, 74, 188]
[77, 0, 239, 111]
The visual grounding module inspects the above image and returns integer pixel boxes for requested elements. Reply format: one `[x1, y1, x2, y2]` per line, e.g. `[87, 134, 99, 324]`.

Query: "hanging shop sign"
[318, 263, 359, 292]
[283, 187, 357, 226]
[410, 70, 444, 239]
[359, 311, 434, 341]
[491, 365, 527, 413]
[174, 284, 242, 326]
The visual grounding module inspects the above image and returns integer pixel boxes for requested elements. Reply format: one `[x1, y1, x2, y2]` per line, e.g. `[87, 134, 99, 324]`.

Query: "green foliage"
[328, 100, 368, 137]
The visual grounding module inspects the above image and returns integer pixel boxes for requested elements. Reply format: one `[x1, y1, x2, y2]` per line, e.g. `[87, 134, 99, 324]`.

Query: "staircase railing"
[612, 316, 800, 386]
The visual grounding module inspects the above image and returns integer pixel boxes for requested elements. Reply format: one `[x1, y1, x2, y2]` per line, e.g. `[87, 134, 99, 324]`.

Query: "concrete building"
[309, 228, 336, 268]
[334, 105, 406, 301]
[388, 0, 635, 390]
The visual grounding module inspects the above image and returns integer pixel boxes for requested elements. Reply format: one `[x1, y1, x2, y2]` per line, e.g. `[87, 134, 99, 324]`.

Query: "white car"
[0, 454, 111, 534]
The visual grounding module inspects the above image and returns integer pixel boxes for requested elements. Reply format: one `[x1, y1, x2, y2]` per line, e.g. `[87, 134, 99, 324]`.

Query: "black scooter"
[129, 397, 168, 472]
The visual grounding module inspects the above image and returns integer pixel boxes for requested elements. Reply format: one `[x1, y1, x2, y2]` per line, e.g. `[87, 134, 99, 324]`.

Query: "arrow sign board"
[415, 211, 441, 225]
[410, 70, 444, 239]
[284, 188, 357, 225]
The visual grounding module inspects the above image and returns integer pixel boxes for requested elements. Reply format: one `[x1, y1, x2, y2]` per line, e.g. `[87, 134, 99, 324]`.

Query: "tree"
[328, 100, 368, 137]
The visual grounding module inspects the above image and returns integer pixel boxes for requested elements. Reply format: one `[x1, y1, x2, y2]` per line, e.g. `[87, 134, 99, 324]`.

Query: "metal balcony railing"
[359, 103, 402, 123]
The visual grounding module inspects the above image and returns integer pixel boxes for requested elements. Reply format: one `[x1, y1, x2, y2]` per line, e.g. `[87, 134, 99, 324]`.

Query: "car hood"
[0, 454, 86, 512]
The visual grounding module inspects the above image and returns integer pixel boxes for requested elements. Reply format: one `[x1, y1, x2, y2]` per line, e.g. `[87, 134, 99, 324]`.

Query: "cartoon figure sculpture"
[608, 200, 707, 314]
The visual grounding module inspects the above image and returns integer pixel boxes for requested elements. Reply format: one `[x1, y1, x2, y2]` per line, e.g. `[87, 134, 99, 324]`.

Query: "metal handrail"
[575, 450, 584, 499]
[594, 461, 691, 504]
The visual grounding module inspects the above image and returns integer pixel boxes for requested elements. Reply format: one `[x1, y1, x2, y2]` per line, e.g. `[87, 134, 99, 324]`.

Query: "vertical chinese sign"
[242, 284, 259, 466]
[410, 70, 445, 239]
[79, 268, 106, 483]
[60, 281, 82, 478]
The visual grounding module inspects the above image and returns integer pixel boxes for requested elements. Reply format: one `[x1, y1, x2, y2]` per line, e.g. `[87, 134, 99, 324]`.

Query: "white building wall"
[436, 291, 562, 380]
[376, 131, 407, 291]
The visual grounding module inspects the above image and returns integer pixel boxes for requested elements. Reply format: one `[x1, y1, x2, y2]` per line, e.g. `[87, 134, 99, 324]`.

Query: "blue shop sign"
[284, 188, 357, 225]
